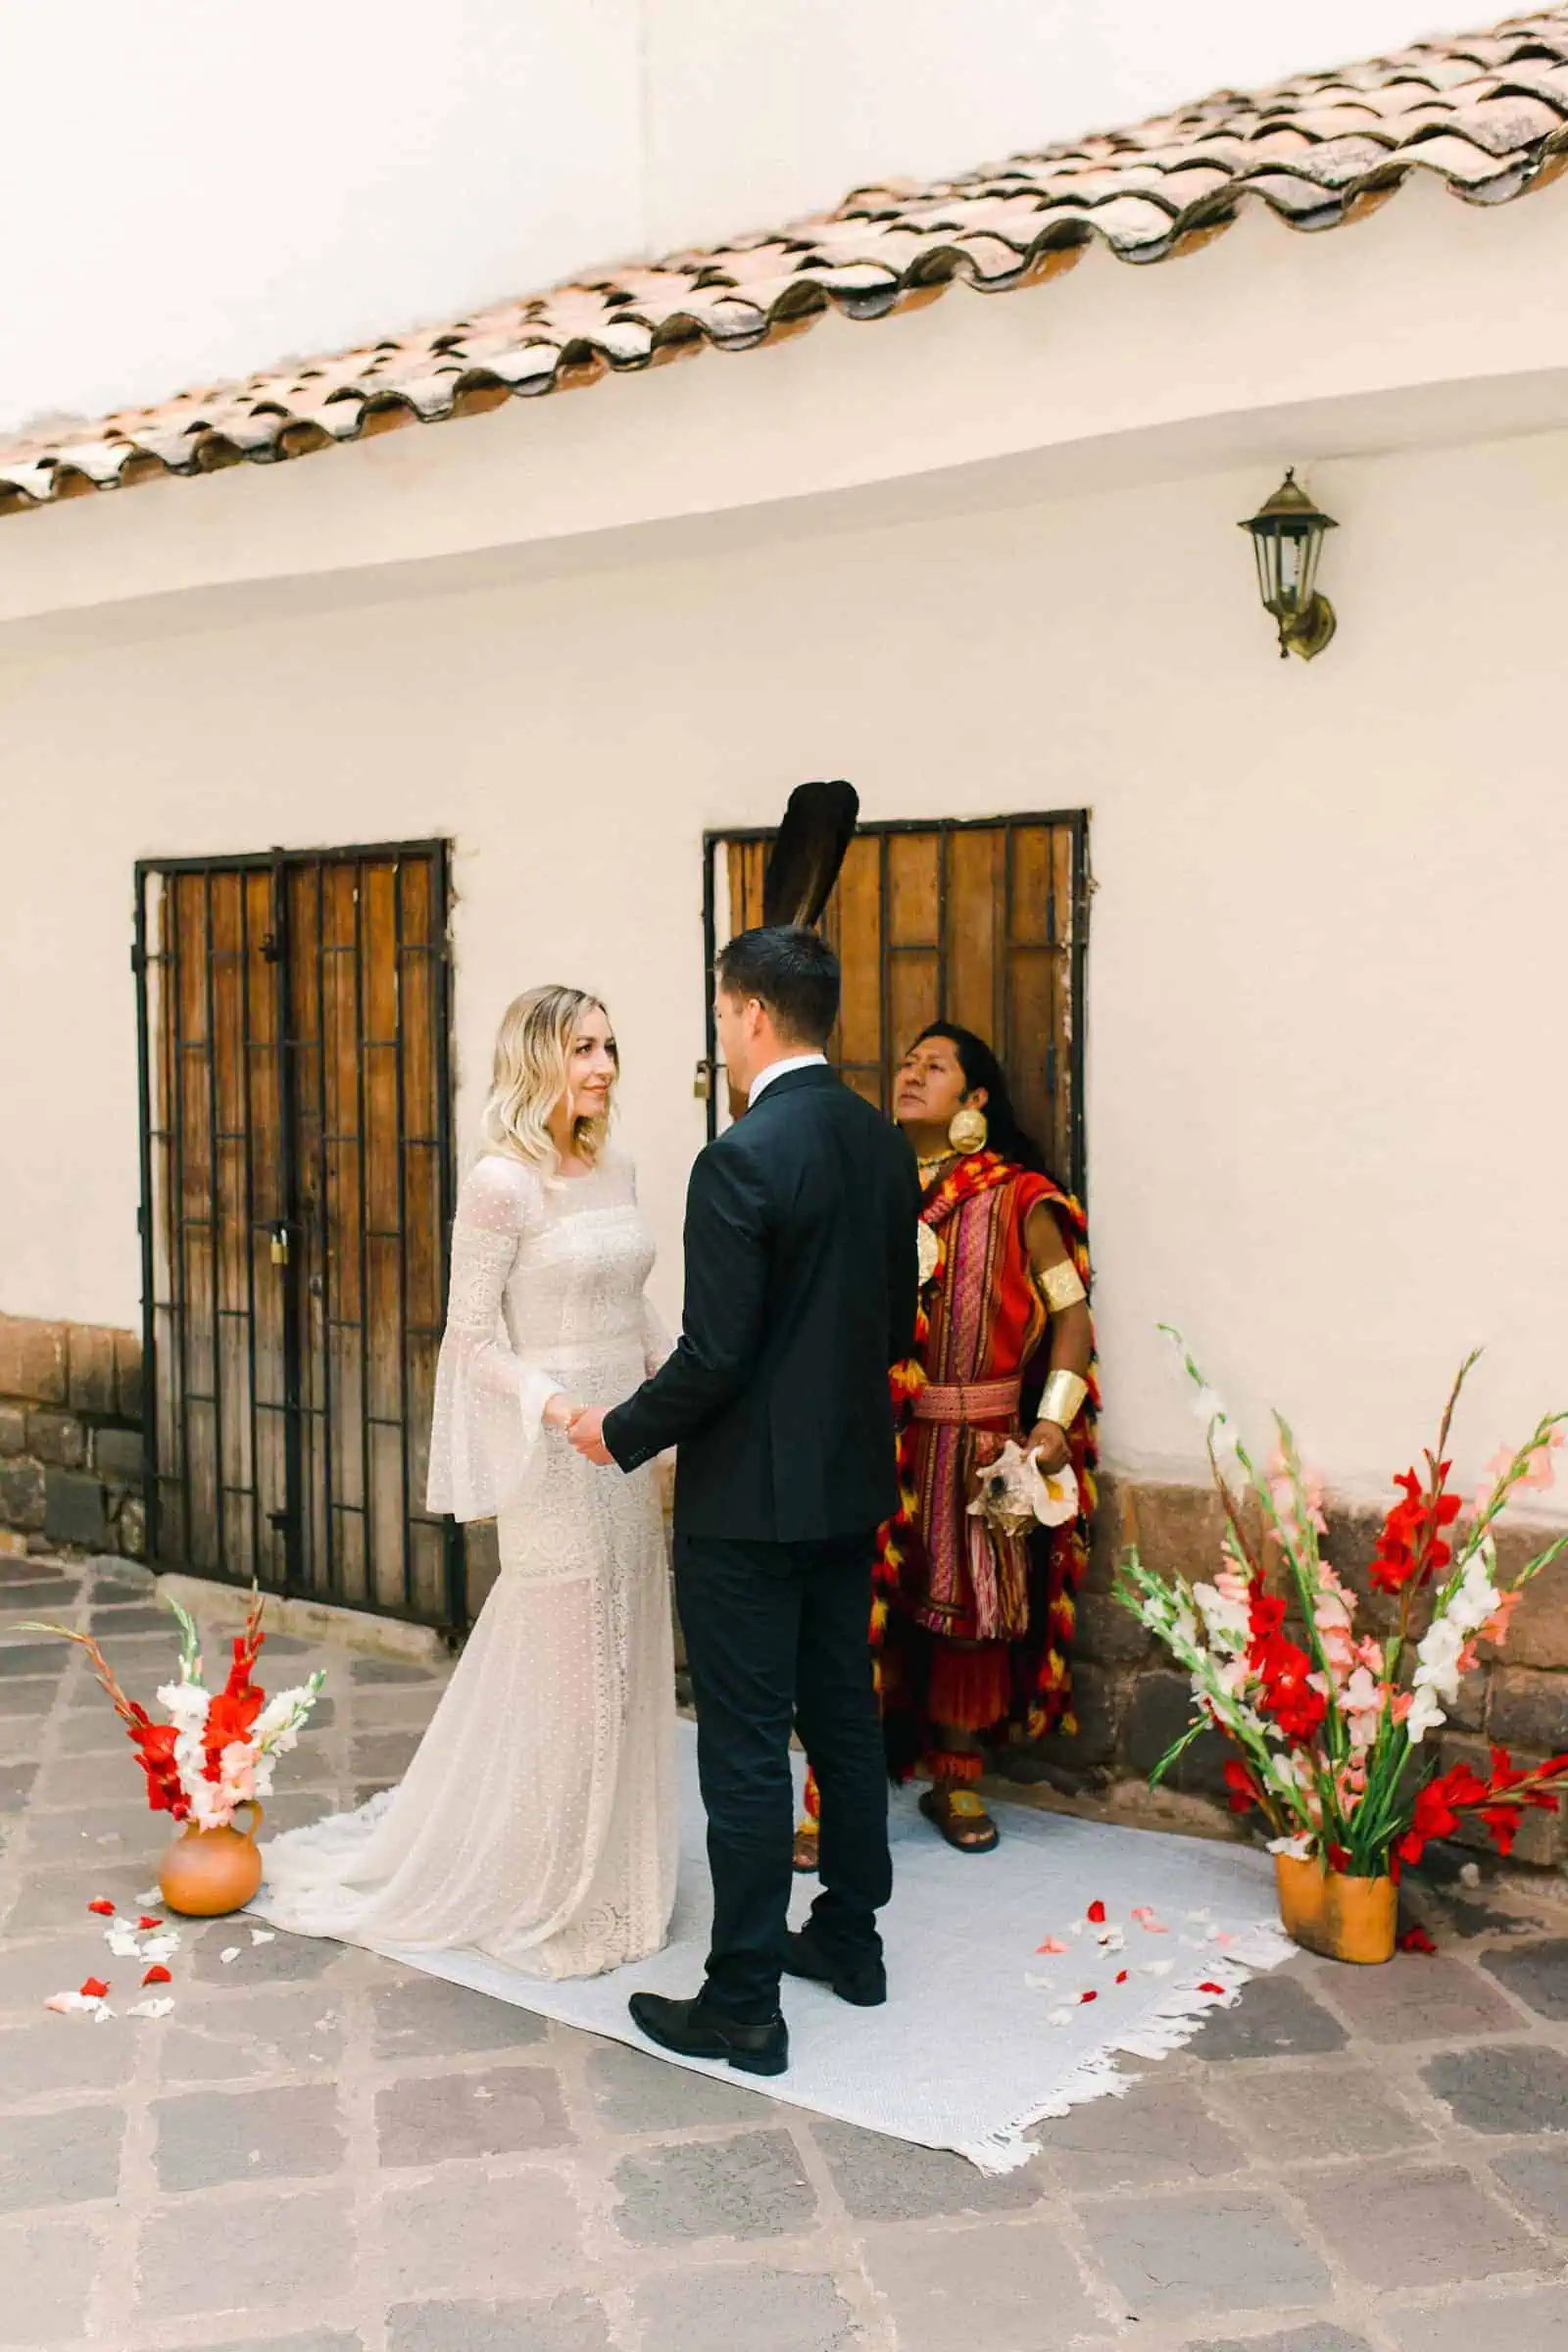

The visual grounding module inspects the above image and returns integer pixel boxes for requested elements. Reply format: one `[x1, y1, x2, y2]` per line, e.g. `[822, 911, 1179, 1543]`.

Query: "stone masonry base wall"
[5, 1311, 1562, 1862]
[0, 1312, 145, 1561]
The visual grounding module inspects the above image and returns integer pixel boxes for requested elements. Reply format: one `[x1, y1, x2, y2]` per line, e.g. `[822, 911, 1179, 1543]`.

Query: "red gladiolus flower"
[1481, 1806, 1519, 1856]
[1398, 1926, 1438, 1956]
[128, 1720, 188, 1818]
[1396, 1762, 1491, 1867]
[1222, 1759, 1258, 1816]
[1249, 1592, 1287, 1650]
[1326, 1844, 1351, 1876]
[203, 1683, 266, 1782]
[1370, 1463, 1462, 1594]
[1254, 1636, 1329, 1742]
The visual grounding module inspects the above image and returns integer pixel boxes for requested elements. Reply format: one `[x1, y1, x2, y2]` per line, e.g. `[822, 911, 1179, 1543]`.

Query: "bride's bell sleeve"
[426, 1155, 559, 1522]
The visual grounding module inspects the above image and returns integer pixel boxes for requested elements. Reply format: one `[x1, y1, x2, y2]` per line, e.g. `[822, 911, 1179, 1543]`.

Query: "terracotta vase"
[158, 1800, 265, 1918]
[1274, 1851, 1396, 1965]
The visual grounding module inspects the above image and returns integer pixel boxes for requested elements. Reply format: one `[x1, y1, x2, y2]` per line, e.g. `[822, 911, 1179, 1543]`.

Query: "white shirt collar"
[748, 1052, 828, 1104]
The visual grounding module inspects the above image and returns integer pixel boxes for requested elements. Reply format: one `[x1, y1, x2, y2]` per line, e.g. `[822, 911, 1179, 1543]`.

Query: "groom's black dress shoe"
[628, 1991, 789, 2077]
[783, 1926, 887, 2007]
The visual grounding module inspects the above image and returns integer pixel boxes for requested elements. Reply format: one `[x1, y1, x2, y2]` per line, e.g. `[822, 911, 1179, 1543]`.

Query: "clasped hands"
[542, 1392, 614, 1466]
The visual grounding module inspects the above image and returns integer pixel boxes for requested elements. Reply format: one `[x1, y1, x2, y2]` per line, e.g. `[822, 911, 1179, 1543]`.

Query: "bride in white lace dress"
[254, 987, 678, 1981]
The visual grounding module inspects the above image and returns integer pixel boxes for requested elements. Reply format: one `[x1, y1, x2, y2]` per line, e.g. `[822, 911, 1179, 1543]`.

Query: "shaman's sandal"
[918, 1785, 1001, 1854]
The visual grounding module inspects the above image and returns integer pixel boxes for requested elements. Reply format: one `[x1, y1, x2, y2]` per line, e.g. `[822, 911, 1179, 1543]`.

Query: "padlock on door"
[270, 1223, 290, 1266]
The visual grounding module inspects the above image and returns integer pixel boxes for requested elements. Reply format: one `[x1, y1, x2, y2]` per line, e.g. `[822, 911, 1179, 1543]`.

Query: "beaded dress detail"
[253, 1148, 678, 1981]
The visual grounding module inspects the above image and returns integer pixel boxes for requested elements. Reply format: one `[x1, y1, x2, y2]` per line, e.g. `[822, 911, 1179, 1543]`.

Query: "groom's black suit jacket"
[604, 1064, 921, 1541]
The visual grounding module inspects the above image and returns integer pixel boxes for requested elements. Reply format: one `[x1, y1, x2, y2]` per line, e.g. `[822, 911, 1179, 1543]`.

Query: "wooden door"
[136, 844, 462, 1630]
[720, 814, 1087, 1194]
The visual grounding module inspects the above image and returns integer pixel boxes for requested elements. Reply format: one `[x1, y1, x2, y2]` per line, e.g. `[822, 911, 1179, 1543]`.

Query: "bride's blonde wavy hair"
[480, 985, 615, 1173]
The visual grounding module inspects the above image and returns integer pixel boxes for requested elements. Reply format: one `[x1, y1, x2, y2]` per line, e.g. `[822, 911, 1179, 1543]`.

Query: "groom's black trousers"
[673, 1528, 893, 2020]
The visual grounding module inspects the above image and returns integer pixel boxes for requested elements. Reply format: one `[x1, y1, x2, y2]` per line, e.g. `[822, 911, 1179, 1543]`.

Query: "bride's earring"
[948, 1102, 988, 1154]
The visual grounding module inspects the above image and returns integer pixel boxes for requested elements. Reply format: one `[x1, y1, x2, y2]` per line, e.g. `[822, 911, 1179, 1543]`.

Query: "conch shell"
[968, 1442, 1079, 1537]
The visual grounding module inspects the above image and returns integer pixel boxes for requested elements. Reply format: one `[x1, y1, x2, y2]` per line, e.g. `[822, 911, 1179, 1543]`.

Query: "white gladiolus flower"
[1413, 1616, 1465, 1706]
[1405, 1685, 1447, 1746]
[1446, 1548, 1497, 1640]
[158, 1682, 210, 1732]
[255, 1680, 323, 1753]
[1194, 1583, 1250, 1651]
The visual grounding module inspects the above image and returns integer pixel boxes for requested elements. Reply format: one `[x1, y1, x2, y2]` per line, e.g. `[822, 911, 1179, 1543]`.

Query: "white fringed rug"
[336, 1723, 1292, 2172]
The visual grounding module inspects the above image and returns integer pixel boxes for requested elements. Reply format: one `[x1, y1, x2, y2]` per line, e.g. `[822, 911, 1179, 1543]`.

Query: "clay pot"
[158, 1801, 265, 1918]
[1274, 1851, 1396, 1965]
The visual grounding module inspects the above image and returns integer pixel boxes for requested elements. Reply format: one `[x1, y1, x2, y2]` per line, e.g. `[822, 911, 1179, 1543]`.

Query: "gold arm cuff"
[1036, 1260, 1087, 1313]
[1039, 1368, 1089, 1431]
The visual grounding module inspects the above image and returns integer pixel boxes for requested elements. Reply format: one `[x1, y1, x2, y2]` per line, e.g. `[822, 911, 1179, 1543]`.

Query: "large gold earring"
[948, 1103, 988, 1155]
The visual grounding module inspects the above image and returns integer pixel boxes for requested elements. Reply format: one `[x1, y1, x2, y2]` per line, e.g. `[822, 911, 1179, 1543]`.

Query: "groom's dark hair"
[716, 925, 840, 1048]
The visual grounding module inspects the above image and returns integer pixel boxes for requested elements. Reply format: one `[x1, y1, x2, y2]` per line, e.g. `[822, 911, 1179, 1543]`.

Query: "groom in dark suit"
[570, 925, 920, 2075]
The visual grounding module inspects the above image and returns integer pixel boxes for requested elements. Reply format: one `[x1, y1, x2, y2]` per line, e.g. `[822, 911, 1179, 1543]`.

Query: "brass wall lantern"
[1240, 469, 1338, 660]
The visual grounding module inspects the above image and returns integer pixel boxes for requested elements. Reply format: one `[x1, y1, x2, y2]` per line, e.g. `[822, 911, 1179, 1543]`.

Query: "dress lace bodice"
[427, 1146, 669, 1522]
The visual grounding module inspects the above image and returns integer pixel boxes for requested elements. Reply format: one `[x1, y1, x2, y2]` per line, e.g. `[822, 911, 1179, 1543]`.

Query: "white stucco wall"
[3, 417, 1564, 1505]
[2, 0, 1444, 432]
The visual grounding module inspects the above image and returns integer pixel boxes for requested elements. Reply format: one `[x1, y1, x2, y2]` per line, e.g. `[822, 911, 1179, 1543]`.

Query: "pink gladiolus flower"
[1338, 1666, 1385, 1751]
[1268, 1476, 1299, 1541]
[1267, 1449, 1330, 1543]
[1214, 1564, 1250, 1608]
[1481, 1591, 1522, 1648]
[1355, 1636, 1385, 1677]
[1521, 1431, 1565, 1494]
[1315, 1610, 1357, 1679]
[1390, 1690, 1413, 1724]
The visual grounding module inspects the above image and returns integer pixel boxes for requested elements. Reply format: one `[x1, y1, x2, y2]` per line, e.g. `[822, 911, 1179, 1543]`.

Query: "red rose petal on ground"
[79, 1977, 109, 1999]
[137, 1916, 164, 1931]
[1198, 1981, 1227, 1995]
[1398, 1925, 1439, 1956]
[1087, 1900, 1106, 1924]
[141, 1965, 172, 1986]
[1078, 1988, 1098, 2004]
[1115, 1969, 1129, 1984]
[87, 1900, 115, 1917]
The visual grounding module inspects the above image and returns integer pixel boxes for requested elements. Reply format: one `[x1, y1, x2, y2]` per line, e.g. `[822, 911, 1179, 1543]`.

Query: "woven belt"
[910, 1377, 1022, 1427]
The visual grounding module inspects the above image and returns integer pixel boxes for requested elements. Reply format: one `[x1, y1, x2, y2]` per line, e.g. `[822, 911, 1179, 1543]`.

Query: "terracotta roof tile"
[5, 6, 1567, 518]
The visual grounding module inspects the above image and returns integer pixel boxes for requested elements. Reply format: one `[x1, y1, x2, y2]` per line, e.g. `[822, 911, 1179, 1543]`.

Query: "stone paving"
[5, 1554, 1568, 2351]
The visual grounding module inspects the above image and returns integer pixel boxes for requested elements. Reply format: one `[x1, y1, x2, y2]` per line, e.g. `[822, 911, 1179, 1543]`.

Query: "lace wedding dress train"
[252, 1147, 679, 1981]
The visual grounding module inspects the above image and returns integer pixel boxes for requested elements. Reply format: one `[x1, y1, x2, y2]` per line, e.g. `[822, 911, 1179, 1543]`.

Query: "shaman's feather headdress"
[761, 779, 858, 930]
